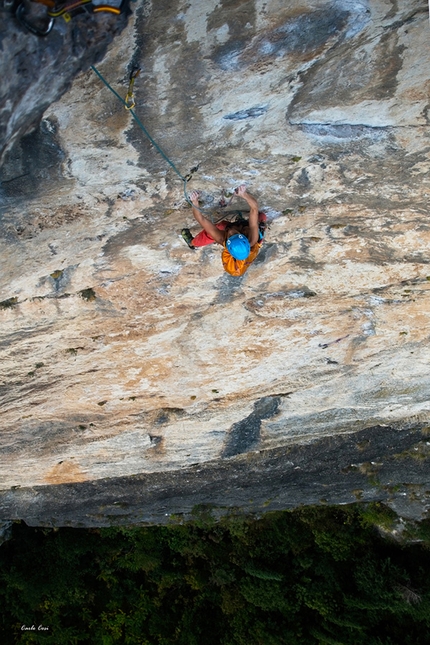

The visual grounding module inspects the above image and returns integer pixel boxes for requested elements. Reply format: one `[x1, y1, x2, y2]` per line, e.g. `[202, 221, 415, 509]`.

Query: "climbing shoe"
[181, 228, 195, 249]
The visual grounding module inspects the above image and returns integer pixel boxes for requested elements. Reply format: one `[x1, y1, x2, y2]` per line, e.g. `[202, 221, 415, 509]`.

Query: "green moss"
[383, 483, 402, 494]
[393, 443, 430, 461]
[190, 504, 217, 529]
[359, 502, 397, 530]
[358, 462, 382, 485]
[0, 297, 18, 309]
[402, 517, 430, 545]
[291, 156, 302, 162]
[167, 514, 184, 525]
[79, 288, 96, 302]
[356, 440, 370, 451]
[66, 347, 84, 356]
[50, 270, 63, 280]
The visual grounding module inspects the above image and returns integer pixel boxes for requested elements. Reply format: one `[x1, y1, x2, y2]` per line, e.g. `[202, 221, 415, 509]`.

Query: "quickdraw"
[183, 165, 199, 183]
[124, 68, 141, 111]
[14, 0, 127, 36]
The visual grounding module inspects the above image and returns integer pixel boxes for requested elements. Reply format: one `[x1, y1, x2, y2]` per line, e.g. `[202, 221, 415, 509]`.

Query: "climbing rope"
[91, 65, 205, 216]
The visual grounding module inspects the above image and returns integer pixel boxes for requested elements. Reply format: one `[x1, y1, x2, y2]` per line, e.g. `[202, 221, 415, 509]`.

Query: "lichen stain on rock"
[290, 30, 405, 121]
[245, 5, 351, 67]
[44, 460, 88, 485]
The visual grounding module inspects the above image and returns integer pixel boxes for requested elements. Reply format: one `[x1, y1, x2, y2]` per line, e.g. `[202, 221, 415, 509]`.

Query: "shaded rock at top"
[0, 4, 131, 168]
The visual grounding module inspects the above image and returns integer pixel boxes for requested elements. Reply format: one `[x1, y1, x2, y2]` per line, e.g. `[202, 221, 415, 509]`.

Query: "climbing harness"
[47, 0, 92, 19]
[124, 68, 141, 110]
[14, 0, 127, 36]
[92, 3, 121, 13]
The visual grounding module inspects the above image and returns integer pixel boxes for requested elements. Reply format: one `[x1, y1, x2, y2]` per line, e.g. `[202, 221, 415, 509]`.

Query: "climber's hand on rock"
[189, 190, 200, 206]
[235, 184, 247, 197]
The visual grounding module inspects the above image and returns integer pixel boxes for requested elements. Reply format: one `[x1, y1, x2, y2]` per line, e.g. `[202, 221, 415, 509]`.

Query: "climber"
[181, 185, 267, 277]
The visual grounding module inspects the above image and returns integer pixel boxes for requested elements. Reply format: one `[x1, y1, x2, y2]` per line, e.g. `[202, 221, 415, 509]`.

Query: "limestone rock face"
[0, 1, 130, 165]
[1, 0, 430, 526]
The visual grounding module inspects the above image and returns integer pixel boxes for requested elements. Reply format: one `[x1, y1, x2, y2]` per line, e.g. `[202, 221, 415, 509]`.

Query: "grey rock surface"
[0, 1, 130, 166]
[0, 423, 429, 526]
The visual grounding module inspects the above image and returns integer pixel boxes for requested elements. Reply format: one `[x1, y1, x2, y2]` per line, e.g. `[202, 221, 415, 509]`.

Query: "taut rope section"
[91, 65, 214, 217]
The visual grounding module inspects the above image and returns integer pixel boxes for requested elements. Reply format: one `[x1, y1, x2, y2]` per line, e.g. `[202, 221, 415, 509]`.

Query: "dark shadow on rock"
[245, 4, 352, 66]
[0, 118, 68, 206]
[0, 7, 131, 167]
[213, 272, 245, 304]
[1, 423, 430, 526]
[252, 242, 277, 265]
[223, 106, 268, 120]
[222, 396, 281, 458]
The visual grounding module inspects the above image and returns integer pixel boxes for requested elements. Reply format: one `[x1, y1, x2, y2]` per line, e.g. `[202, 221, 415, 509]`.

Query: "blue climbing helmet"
[226, 234, 251, 260]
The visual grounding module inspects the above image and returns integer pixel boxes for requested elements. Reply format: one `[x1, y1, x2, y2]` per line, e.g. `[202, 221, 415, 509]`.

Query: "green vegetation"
[79, 288, 96, 302]
[1, 504, 430, 644]
[0, 296, 18, 309]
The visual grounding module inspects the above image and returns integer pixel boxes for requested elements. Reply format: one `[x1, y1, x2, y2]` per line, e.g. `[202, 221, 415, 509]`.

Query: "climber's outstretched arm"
[189, 191, 224, 245]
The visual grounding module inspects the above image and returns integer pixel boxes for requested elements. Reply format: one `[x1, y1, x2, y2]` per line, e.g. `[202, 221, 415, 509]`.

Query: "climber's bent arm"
[236, 186, 259, 246]
[191, 198, 225, 245]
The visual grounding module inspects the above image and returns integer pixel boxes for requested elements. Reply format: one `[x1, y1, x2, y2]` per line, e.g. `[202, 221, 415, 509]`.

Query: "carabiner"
[15, 2, 54, 36]
[124, 67, 141, 110]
